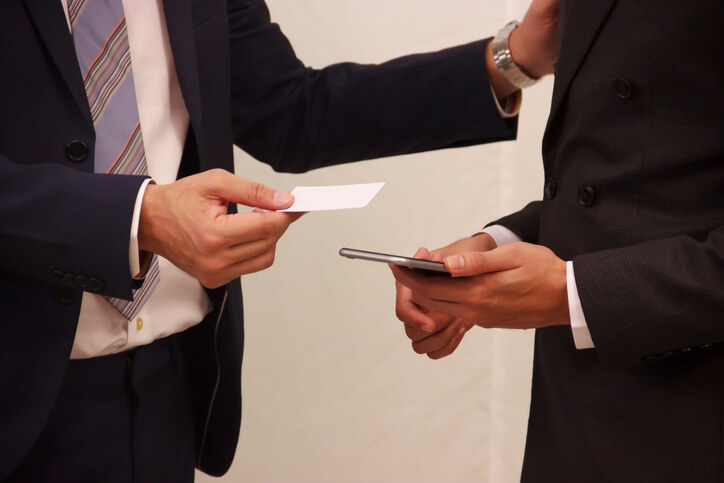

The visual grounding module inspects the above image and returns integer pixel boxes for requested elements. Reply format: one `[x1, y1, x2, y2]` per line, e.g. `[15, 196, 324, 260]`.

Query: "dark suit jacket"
[492, 1, 723, 481]
[0, 0, 516, 477]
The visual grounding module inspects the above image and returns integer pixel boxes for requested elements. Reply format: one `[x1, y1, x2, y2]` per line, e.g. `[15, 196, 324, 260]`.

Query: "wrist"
[508, 27, 537, 79]
[485, 40, 519, 101]
[508, 25, 552, 79]
[471, 232, 498, 251]
[491, 21, 540, 90]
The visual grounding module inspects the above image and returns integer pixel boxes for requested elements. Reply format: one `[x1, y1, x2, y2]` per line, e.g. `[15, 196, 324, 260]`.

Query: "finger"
[410, 292, 468, 320]
[443, 246, 521, 278]
[395, 282, 438, 332]
[403, 310, 456, 341]
[413, 246, 431, 259]
[427, 326, 466, 360]
[226, 247, 279, 276]
[412, 320, 467, 359]
[205, 169, 294, 211]
[412, 246, 446, 263]
[410, 320, 460, 354]
[228, 212, 302, 254]
[219, 211, 297, 245]
[404, 323, 432, 342]
[203, 245, 281, 287]
[390, 264, 459, 297]
[251, 210, 305, 223]
[226, 236, 280, 264]
[428, 252, 444, 262]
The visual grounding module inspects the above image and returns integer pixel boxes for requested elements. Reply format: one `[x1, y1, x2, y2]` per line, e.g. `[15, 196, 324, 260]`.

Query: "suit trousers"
[5, 333, 196, 483]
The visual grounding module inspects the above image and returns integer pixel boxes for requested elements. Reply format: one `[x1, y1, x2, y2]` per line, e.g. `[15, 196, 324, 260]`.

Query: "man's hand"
[510, 0, 560, 79]
[392, 241, 570, 331]
[486, 0, 560, 99]
[392, 234, 496, 359]
[138, 169, 302, 288]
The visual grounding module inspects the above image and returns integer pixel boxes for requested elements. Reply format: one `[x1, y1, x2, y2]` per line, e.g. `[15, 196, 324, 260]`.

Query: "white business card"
[279, 182, 385, 212]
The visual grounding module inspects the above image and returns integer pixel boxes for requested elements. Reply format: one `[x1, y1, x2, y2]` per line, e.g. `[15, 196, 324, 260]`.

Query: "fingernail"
[447, 255, 465, 270]
[274, 191, 293, 205]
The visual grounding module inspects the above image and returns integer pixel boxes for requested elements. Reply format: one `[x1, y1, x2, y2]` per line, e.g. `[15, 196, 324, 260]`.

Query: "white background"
[199, 0, 553, 481]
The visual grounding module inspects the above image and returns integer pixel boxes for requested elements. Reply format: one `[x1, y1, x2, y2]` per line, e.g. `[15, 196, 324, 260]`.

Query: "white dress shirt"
[62, 0, 212, 359]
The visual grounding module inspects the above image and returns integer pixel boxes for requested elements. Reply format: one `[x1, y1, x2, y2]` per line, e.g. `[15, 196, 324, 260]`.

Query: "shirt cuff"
[478, 224, 521, 247]
[130, 178, 154, 279]
[489, 83, 522, 119]
[567, 261, 595, 349]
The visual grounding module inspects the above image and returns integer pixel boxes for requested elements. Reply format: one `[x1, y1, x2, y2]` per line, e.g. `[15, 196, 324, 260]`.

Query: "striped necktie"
[69, 0, 159, 320]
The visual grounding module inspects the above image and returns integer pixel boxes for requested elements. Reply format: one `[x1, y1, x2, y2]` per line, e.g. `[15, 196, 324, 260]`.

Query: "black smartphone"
[339, 248, 450, 276]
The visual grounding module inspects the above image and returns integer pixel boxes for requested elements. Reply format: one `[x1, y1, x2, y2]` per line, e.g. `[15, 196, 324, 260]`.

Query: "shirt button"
[613, 78, 633, 99]
[544, 177, 557, 200]
[65, 140, 89, 162]
[136, 317, 144, 331]
[578, 185, 596, 207]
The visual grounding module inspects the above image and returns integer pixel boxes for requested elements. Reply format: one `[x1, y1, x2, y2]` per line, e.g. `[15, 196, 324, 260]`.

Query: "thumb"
[443, 248, 516, 277]
[207, 170, 294, 210]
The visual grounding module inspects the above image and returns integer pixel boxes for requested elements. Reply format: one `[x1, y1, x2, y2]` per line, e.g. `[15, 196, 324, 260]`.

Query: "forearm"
[227, 0, 517, 172]
[232, 41, 517, 171]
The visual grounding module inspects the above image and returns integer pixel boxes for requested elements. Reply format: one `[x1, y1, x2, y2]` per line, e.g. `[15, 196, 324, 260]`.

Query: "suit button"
[578, 185, 596, 206]
[613, 78, 633, 99]
[66, 140, 89, 162]
[56, 285, 81, 304]
[544, 177, 557, 200]
[86, 278, 105, 292]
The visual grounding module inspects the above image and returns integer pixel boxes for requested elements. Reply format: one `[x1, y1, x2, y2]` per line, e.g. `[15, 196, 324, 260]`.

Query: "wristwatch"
[491, 20, 539, 89]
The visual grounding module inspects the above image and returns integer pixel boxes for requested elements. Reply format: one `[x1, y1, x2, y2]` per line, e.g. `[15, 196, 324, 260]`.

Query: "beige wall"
[198, 1, 553, 481]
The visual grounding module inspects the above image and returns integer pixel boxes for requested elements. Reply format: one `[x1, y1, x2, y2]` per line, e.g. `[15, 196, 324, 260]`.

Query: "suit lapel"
[23, 0, 92, 123]
[546, 0, 618, 130]
[162, 0, 204, 153]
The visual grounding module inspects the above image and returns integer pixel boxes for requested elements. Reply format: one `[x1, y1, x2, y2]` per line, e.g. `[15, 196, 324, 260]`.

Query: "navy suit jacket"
[0, 0, 516, 477]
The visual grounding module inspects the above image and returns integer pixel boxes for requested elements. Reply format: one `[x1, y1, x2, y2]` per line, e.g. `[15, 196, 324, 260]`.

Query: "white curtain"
[199, 1, 552, 481]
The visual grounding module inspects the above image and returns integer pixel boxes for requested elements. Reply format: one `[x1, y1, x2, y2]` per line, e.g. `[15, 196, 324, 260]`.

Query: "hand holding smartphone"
[339, 248, 451, 276]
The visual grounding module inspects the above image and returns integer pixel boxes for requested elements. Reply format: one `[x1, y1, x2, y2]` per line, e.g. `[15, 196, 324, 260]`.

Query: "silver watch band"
[491, 20, 539, 89]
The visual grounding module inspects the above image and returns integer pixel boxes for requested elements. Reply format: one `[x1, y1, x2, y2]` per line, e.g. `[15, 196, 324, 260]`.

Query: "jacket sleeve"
[485, 201, 543, 244]
[226, 0, 518, 172]
[573, 225, 724, 367]
[0, 154, 147, 300]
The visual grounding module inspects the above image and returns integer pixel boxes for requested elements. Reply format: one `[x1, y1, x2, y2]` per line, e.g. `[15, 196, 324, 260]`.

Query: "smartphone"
[339, 248, 450, 275]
